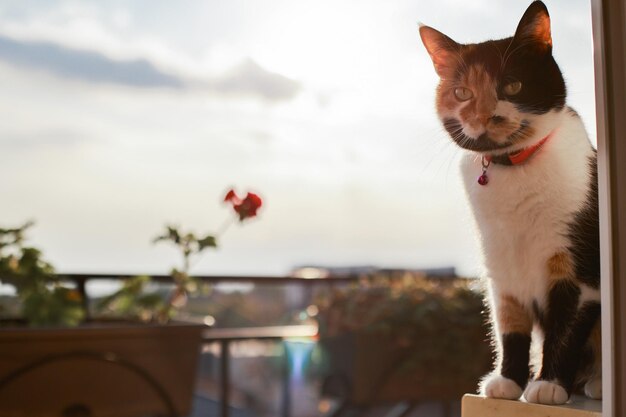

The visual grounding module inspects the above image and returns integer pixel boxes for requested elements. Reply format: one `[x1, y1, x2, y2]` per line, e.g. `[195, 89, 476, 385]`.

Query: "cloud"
[0, 34, 183, 88]
[207, 58, 302, 102]
[0, 34, 302, 102]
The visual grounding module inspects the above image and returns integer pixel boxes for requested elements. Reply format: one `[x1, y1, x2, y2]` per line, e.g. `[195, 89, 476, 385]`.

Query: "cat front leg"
[524, 256, 601, 405]
[481, 294, 532, 400]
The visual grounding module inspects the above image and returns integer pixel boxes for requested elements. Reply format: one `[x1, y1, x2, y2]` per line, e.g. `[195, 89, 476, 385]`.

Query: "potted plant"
[315, 272, 492, 406]
[0, 188, 263, 417]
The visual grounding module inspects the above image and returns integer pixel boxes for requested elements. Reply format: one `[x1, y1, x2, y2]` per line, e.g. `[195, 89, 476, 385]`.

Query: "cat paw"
[481, 375, 523, 400]
[584, 376, 602, 399]
[524, 380, 568, 404]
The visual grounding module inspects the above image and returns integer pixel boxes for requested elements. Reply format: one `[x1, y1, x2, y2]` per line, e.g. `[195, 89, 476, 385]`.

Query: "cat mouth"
[443, 118, 530, 153]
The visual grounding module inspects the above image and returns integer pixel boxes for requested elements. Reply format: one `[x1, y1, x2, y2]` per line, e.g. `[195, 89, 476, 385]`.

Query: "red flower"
[235, 193, 263, 221]
[223, 189, 241, 204]
[232, 192, 263, 221]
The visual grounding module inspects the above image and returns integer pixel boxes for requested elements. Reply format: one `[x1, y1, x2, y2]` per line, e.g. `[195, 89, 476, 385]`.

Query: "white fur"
[481, 374, 523, 400]
[584, 375, 602, 399]
[524, 380, 569, 404]
[460, 108, 597, 312]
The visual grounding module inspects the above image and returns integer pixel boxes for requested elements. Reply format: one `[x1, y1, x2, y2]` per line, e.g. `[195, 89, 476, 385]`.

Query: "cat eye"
[503, 80, 522, 96]
[453, 87, 474, 101]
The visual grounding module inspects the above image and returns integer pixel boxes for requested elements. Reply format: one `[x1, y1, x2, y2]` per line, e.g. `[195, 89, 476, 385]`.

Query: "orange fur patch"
[547, 252, 574, 281]
[459, 65, 497, 129]
[498, 295, 533, 334]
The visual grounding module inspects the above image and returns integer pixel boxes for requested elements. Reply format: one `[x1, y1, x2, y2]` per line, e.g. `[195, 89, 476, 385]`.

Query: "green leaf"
[198, 235, 217, 251]
[153, 225, 181, 244]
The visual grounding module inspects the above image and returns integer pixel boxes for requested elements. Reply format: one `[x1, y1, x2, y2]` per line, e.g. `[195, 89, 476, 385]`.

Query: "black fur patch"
[567, 153, 600, 288]
[539, 279, 580, 389]
[496, 44, 566, 114]
[501, 332, 531, 389]
[538, 281, 602, 393]
[542, 280, 581, 335]
[540, 301, 600, 392]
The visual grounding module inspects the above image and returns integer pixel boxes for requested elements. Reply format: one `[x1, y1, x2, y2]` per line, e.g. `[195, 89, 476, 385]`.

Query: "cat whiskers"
[450, 130, 476, 150]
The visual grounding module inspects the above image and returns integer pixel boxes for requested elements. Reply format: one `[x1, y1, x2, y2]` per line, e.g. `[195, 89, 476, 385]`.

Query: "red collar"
[485, 131, 554, 166]
[477, 131, 555, 185]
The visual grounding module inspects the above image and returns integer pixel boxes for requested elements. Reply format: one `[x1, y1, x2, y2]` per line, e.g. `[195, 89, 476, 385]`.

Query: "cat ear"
[419, 25, 461, 79]
[513, 1, 552, 52]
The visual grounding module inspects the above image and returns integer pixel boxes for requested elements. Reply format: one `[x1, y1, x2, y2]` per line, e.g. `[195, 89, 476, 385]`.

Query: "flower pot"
[0, 322, 205, 417]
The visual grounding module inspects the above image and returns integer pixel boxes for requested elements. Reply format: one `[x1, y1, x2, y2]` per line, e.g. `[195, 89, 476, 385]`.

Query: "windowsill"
[462, 394, 601, 417]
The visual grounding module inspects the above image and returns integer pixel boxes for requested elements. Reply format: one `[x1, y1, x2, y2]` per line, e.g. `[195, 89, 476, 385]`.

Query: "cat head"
[419, 1, 566, 154]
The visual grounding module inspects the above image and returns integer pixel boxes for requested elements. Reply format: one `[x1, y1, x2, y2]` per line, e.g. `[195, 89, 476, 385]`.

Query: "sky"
[0, 0, 596, 277]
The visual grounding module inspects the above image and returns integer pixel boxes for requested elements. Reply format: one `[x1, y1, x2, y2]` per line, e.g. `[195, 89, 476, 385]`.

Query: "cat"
[419, 1, 600, 405]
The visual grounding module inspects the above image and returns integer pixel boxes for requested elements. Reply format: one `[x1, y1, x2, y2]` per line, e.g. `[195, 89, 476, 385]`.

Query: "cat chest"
[463, 161, 589, 304]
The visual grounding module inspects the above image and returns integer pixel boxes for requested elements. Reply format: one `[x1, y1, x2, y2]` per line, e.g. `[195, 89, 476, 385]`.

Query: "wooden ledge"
[462, 394, 602, 417]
